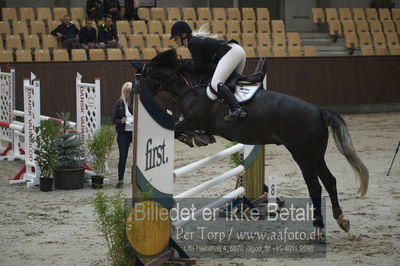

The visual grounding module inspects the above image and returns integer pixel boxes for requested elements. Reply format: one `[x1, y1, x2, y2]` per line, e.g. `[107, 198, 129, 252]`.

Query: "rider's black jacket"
[181, 36, 238, 72]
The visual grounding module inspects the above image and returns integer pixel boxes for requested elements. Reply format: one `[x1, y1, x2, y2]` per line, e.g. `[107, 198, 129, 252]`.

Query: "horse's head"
[130, 49, 179, 96]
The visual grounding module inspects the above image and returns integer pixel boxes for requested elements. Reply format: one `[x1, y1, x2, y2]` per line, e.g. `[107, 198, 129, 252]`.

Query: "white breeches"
[211, 43, 246, 91]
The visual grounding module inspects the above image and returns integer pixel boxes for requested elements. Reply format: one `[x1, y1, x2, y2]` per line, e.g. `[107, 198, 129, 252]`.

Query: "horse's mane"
[149, 49, 178, 67]
[148, 48, 214, 85]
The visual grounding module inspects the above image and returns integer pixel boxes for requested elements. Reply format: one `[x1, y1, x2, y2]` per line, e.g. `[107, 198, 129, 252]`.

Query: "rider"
[170, 21, 247, 121]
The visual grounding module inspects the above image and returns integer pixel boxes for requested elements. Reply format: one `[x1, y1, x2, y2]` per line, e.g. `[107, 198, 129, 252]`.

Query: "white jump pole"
[0, 121, 24, 133]
[174, 165, 245, 202]
[173, 186, 245, 228]
[173, 143, 245, 178]
[12, 110, 77, 128]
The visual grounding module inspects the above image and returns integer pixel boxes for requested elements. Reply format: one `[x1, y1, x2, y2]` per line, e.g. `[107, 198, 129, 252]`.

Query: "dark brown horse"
[129, 49, 369, 235]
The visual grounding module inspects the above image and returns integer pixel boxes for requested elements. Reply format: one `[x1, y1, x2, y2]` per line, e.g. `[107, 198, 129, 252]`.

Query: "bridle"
[137, 62, 211, 105]
[141, 63, 195, 98]
[137, 63, 176, 96]
[132, 73, 142, 93]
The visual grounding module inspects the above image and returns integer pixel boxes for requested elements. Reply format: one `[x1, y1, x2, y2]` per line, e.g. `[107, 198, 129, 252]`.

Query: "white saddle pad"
[206, 83, 263, 103]
[234, 83, 262, 103]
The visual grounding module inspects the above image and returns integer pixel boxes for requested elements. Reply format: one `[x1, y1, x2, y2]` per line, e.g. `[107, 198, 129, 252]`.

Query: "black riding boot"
[217, 82, 247, 121]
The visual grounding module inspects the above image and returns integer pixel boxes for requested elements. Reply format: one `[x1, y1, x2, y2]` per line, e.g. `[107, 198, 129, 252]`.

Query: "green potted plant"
[32, 119, 60, 192]
[93, 191, 136, 265]
[87, 126, 116, 188]
[53, 112, 85, 190]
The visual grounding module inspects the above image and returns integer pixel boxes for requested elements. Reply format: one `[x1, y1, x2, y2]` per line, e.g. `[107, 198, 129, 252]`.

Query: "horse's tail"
[321, 109, 369, 197]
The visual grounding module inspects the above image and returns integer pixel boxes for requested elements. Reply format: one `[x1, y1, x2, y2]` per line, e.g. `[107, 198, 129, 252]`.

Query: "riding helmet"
[170, 21, 192, 40]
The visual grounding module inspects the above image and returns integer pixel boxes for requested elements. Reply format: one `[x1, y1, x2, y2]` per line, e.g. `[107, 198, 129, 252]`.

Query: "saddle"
[228, 56, 267, 90]
[207, 57, 267, 103]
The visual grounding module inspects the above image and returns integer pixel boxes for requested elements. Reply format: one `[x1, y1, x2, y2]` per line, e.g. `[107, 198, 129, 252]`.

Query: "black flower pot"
[54, 167, 85, 190]
[91, 175, 104, 189]
[40, 177, 53, 192]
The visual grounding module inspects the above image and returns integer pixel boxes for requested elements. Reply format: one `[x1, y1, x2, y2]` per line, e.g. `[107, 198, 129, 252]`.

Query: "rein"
[145, 70, 195, 101]
[179, 72, 210, 92]
[175, 73, 210, 101]
[140, 64, 224, 139]
[142, 61, 211, 105]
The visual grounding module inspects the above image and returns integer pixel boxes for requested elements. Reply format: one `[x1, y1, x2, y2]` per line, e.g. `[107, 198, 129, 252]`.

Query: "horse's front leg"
[175, 132, 195, 147]
[192, 130, 216, 146]
[175, 119, 215, 147]
[175, 119, 199, 147]
[178, 130, 216, 147]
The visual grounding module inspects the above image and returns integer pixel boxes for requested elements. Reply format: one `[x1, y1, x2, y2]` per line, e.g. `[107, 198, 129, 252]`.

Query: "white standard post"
[76, 72, 85, 150]
[76, 72, 101, 156]
[23, 73, 41, 187]
[0, 68, 17, 158]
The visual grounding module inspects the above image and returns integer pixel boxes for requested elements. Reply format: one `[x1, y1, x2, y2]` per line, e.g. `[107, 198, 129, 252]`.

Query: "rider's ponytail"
[192, 23, 219, 39]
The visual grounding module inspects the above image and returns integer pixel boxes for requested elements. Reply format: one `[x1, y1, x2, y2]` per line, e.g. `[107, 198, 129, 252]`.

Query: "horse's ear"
[130, 61, 144, 73]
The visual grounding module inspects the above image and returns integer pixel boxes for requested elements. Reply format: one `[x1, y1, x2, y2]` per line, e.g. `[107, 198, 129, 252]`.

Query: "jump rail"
[173, 143, 245, 178]
[173, 186, 245, 228]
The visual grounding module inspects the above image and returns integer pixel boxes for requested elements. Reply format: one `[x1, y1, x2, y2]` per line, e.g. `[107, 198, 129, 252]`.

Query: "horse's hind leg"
[298, 162, 325, 238]
[317, 158, 350, 233]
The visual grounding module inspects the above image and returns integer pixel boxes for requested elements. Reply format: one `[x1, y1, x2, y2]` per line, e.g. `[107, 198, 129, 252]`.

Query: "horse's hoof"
[356, 188, 366, 199]
[313, 227, 325, 241]
[209, 134, 216, 144]
[337, 214, 350, 233]
[178, 135, 194, 147]
[194, 138, 207, 146]
[193, 134, 210, 146]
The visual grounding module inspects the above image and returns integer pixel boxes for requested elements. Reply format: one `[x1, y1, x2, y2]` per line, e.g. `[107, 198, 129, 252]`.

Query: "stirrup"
[224, 107, 247, 121]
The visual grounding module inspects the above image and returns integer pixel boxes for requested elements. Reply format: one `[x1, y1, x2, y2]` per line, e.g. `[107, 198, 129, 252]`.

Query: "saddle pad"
[234, 83, 262, 103]
[206, 82, 263, 103]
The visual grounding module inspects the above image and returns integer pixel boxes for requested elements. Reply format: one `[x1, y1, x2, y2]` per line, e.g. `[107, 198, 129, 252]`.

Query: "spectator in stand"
[79, 18, 99, 50]
[98, 15, 121, 48]
[104, 0, 122, 21]
[86, 0, 105, 21]
[51, 15, 80, 49]
[124, 0, 141, 20]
